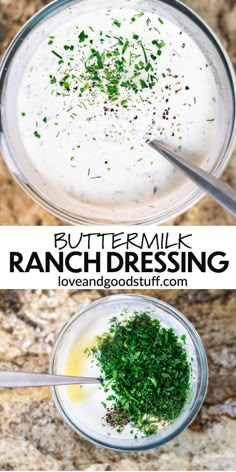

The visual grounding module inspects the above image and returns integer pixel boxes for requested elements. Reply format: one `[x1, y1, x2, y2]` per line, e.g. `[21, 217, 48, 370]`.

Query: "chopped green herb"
[140, 42, 148, 63]
[152, 39, 165, 49]
[21, 112, 26, 117]
[131, 11, 144, 22]
[52, 50, 63, 59]
[140, 79, 148, 88]
[113, 19, 121, 28]
[122, 40, 129, 54]
[145, 63, 153, 72]
[158, 17, 164, 24]
[48, 35, 55, 45]
[49, 75, 57, 85]
[78, 30, 88, 42]
[80, 83, 89, 94]
[34, 131, 41, 139]
[121, 99, 129, 108]
[86, 312, 191, 436]
[64, 45, 75, 51]
[91, 49, 104, 69]
[48, 13, 166, 105]
[61, 80, 70, 89]
[43, 117, 47, 123]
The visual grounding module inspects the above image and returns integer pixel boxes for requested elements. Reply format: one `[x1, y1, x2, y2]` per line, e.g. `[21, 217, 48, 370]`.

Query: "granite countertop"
[0, 0, 236, 225]
[0, 289, 235, 470]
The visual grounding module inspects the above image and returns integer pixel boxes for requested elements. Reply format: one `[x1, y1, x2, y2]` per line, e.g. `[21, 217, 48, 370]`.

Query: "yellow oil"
[65, 338, 97, 403]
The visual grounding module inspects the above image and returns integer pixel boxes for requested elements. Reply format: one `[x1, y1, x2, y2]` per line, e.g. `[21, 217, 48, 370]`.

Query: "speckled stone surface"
[0, 0, 236, 225]
[0, 289, 235, 470]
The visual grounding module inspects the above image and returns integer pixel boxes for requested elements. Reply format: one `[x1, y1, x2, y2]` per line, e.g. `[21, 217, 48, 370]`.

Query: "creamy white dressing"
[17, 6, 218, 213]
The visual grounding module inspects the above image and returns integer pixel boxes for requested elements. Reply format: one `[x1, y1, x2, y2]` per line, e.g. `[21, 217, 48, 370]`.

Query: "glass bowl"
[0, 0, 235, 225]
[50, 294, 208, 450]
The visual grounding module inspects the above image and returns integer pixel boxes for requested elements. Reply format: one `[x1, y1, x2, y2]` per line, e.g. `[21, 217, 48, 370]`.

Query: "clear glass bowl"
[0, 0, 235, 225]
[50, 294, 208, 450]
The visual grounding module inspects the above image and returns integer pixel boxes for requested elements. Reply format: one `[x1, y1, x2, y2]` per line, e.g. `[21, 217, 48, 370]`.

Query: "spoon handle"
[150, 140, 236, 217]
[0, 371, 100, 387]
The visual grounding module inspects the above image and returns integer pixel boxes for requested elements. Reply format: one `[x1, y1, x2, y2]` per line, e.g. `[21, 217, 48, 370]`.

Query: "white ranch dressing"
[17, 7, 218, 211]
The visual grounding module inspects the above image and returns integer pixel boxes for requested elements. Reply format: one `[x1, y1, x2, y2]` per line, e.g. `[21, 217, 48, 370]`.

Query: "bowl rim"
[49, 294, 208, 451]
[0, 0, 235, 225]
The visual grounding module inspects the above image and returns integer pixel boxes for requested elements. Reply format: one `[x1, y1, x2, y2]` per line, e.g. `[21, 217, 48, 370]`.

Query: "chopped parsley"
[86, 312, 191, 436]
[50, 75, 57, 84]
[52, 50, 63, 59]
[78, 30, 88, 42]
[64, 45, 75, 51]
[113, 19, 121, 28]
[48, 12, 166, 106]
[121, 99, 129, 108]
[48, 35, 55, 45]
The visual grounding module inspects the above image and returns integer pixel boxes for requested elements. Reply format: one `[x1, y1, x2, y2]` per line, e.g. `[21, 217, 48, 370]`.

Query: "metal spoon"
[149, 140, 236, 217]
[0, 371, 100, 387]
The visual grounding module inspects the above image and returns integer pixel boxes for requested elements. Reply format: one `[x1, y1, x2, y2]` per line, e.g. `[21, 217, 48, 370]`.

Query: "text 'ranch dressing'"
[17, 6, 218, 211]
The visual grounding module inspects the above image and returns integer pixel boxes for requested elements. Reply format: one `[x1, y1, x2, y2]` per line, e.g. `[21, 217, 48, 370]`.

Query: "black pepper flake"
[103, 407, 130, 430]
